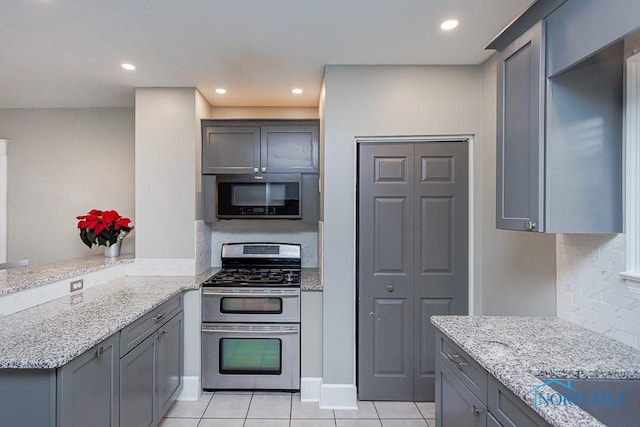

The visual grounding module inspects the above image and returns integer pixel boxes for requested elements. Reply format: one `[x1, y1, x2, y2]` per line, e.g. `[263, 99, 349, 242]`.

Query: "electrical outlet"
[70, 279, 84, 293]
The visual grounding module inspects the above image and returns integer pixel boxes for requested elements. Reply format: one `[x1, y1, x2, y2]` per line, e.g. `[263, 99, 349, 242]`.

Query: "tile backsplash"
[556, 234, 640, 349]
[210, 220, 318, 268]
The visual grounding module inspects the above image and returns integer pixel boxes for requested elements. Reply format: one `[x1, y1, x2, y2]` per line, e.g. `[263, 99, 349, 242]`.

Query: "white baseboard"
[300, 377, 323, 402]
[319, 383, 358, 410]
[177, 376, 201, 401]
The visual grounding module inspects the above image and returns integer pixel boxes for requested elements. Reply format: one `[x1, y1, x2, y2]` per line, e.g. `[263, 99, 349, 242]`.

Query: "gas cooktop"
[203, 268, 300, 287]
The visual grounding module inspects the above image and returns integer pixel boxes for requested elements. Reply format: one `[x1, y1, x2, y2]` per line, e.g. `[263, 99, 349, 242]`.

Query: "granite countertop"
[301, 268, 321, 291]
[0, 276, 201, 369]
[0, 255, 134, 296]
[431, 316, 640, 427]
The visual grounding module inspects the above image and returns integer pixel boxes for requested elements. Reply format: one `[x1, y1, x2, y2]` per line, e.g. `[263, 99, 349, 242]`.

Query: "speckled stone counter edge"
[0, 255, 134, 296]
[430, 316, 640, 427]
[301, 268, 321, 291]
[0, 276, 202, 369]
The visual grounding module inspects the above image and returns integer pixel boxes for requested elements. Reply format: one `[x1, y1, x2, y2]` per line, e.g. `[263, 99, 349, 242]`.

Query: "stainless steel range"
[201, 242, 301, 391]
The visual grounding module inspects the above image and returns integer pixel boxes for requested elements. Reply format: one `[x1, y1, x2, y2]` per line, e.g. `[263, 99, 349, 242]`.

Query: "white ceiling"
[0, 0, 534, 109]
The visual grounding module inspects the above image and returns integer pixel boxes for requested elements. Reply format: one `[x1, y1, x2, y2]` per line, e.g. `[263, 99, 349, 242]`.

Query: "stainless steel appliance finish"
[202, 287, 301, 323]
[201, 242, 301, 391]
[216, 174, 302, 219]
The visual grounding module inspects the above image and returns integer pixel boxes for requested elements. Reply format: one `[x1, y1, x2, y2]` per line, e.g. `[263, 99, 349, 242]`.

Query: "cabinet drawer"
[488, 377, 551, 427]
[437, 333, 487, 402]
[120, 295, 182, 357]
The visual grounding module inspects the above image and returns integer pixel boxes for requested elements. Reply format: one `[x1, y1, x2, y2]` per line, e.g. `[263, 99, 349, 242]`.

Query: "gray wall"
[322, 65, 484, 386]
[321, 63, 557, 389]
[1, 108, 134, 265]
[479, 55, 557, 316]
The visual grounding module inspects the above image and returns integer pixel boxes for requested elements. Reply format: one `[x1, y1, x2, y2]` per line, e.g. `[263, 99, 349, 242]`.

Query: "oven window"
[220, 297, 283, 314]
[219, 338, 282, 374]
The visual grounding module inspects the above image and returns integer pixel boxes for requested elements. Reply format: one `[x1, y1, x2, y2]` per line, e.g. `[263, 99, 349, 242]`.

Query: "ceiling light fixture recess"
[291, 88, 303, 95]
[215, 88, 227, 94]
[440, 19, 459, 31]
[121, 63, 136, 71]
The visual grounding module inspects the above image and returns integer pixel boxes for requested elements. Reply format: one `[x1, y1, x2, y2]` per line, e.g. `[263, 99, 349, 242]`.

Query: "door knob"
[387, 285, 394, 292]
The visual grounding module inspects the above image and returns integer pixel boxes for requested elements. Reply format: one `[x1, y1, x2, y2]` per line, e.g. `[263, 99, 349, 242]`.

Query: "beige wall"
[1, 108, 134, 265]
[135, 88, 198, 259]
[210, 106, 318, 119]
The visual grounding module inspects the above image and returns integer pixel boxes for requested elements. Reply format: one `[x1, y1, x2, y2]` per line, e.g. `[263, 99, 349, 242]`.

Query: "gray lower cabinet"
[435, 332, 551, 427]
[436, 359, 486, 427]
[120, 301, 184, 427]
[57, 334, 120, 427]
[0, 294, 183, 427]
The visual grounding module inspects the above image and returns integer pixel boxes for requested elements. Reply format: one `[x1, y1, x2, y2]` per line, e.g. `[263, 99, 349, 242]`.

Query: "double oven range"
[201, 243, 301, 391]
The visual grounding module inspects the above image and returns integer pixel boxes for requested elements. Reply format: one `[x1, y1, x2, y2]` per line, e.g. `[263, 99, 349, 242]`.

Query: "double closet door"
[357, 141, 468, 401]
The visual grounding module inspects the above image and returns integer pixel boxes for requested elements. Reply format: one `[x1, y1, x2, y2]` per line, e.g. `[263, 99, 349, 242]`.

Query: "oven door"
[201, 323, 300, 390]
[202, 287, 300, 323]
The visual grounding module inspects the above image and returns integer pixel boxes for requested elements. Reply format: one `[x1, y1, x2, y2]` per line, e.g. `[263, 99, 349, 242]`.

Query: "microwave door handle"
[201, 327, 299, 335]
[202, 290, 300, 298]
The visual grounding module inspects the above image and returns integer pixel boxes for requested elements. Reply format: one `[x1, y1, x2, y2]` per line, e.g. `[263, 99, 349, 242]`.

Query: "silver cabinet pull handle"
[524, 219, 537, 231]
[387, 285, 394, 292]
[261, 167, 267, 172]
[471, 405, 484, 416]
[95, 346, 104, 357]
[253, 167, 259, 173]
[446, 352, 468, 370]
[153, 312, 166, 322]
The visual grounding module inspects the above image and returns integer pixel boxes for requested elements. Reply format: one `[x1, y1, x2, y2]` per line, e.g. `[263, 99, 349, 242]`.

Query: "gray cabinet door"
[496, 22, 544, 232]
[203, 126, 260, 174]
[156, 312, 184, 418]
[260, 125, 319, 173]
[57, 334, 119, 427]
[436, 358, 486, 427]
[358, 141, 468, 401]
[488, 377, 551, 427]
[120, 332, 156, 427]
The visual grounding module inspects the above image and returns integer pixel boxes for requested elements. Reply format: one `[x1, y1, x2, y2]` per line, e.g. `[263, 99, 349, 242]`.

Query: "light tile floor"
[162, 392, 436, 427]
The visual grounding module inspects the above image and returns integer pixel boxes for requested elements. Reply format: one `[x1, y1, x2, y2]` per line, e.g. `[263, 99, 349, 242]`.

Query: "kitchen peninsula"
[0, 256, 206, 426]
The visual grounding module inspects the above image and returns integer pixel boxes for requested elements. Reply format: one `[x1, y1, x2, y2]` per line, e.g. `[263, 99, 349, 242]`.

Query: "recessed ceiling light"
[121, 63, 136, 71]
[440, 19, 459, 31]
[215, 88, 227, 94]
[292, 88, 303, 95]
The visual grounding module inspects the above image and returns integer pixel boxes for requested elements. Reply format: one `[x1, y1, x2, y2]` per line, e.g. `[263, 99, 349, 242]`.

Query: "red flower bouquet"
[76, 209, 132, 248]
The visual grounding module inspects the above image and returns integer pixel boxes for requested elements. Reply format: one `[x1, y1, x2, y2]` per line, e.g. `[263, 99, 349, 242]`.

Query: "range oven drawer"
[202, 287, 300, 323]
[201, 323, 300, 391]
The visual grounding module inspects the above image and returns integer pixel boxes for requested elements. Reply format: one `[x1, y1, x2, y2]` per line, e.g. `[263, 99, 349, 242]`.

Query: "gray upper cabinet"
[261, 125, 319, 173]
[496, 21, 544, 232]
[546, 0, 640, 77]
[202, 126, 261, 174]
[57, 334, 120, 427]
[495, 5, 626, 233]
[202, 120, 319, 174]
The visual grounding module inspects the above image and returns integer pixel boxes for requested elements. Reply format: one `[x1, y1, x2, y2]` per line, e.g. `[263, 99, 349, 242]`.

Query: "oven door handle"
[202, 290, 300, 298]
[202, 327, 299, 335]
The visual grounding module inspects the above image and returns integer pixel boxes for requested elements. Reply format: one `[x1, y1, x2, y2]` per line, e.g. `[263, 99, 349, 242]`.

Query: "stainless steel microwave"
[215, 174, 301, 219]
